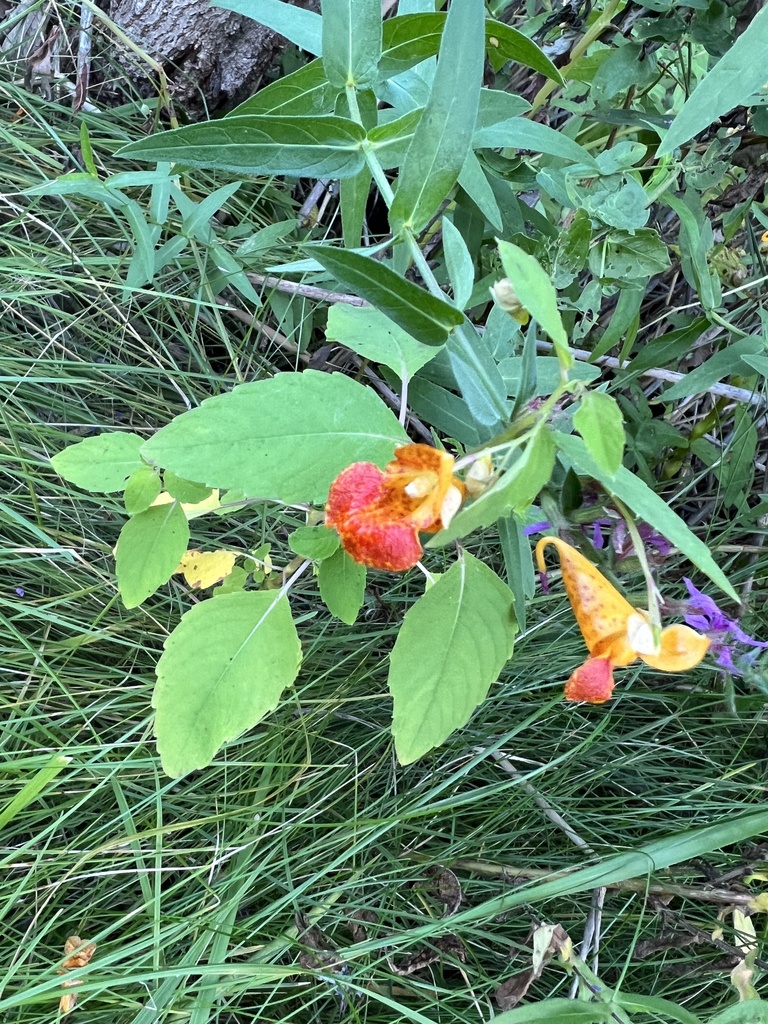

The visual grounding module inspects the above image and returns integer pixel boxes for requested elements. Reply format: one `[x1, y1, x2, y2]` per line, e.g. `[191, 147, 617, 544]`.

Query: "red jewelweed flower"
[536, 536, 710, 703]
[325, 444, 465, 572]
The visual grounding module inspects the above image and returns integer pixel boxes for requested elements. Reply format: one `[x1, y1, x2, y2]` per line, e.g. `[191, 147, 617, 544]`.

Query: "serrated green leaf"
[318, 547, 366, 624]
[555, 432, 737, 601]
[390, 552, 516, 764]
[389, 0, 484, 235]
[124, 465, 162, 515]
[288, 525, 340, 560]
[115, 502, 190, 609]
[322, 0, 381, 88]
[141, 371, 408, 505]
[308, 245, 463, 345]
[429, 429, 555, 546]
[118, 116, 366, 179]
[573, 391, 625, 477]
[658, 5, 768, 155]
[51, 432, 145, 493]
[497, 241, 571, 367]
[212, 0, 321, 53]
[326, 303, 440, 379]
[153, 591, 302, 777]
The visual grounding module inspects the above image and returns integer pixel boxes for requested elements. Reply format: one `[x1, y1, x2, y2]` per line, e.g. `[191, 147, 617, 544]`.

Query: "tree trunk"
[104, 0, 314, 115]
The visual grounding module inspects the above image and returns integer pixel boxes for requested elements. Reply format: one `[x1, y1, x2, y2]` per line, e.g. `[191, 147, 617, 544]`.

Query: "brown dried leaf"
[58, 936, 96, 1016]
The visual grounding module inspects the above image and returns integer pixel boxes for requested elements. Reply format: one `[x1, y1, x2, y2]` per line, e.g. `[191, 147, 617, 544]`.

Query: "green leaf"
[390, 552, 516, 764]
[379, 12, 445, 79]
[707, 1003, 768, 1024]
[589, 227, 670, 280]
[340, 166, 373, 247]
[163, 472, 212, 504]
[389, 0, 484, 235]
[153, 591, 302, 778]
[321, 0, 381, 88]
[428, 429, 555, 546]
[308, 245, 463, 345]
[612, 994, 704, 1024]
[492, 1000, 612, 1024]
[484, 19, 563, 83]
[326, 303, 440, 380]
[573, 391, 625, 477]
[406, 377, 483, 447]
[499, 357, 600, 398]
[141, 371, 408, 505]
[118, 116, 366, 179]
[124, 465, 162, 515]
[742, 353, 768, 378]
[497, 241, 572, 367]
[51, 432, 145, 493]
[474, 117, 596, 168]
[212, 0, 321, 53]
[318, 547, 366, 624]
[721, 406, 758, 510]
[498, 514, 535, 634]
[555, 432, 738, 601]
[288, 525, 340, 560]
[661, 337, 763, 402]
[658, 5, 768, 155]
[445, 320, 510, 429]
[115, 502, 190, 609]
[229, 59, 334, 117]
[366, 108, 423, 169]
[441, 218, 474, 310]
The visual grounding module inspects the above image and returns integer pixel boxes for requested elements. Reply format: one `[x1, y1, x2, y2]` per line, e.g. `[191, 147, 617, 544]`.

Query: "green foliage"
[154, 591, 302, 777]
[389, 553, 516, 764]
[115, 502, 189, 608]
[141, 372, 408, 504]
[22, 12, 768, 1019]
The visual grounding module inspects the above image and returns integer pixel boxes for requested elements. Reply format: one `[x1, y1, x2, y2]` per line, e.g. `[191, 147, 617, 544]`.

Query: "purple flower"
[15, 587, 24, 598]
[682, 578, 768, 673]
[523, 520, 551, 536]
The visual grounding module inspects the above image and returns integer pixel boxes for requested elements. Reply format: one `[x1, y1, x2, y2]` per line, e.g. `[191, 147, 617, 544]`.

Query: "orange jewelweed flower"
[536, 536, 710, 703]
[325, 444, 465, 571]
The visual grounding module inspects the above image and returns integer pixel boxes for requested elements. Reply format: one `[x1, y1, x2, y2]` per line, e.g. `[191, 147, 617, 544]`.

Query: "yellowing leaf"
[151, 489, 221, 518]
[176, 549, 237, 589]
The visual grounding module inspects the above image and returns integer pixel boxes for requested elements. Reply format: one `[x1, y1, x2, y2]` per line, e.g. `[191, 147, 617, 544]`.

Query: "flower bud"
[490, 278, 530, 324]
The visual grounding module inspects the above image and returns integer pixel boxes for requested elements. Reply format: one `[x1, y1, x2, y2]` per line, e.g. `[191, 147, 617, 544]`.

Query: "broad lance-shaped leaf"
[658, 4, 768, 156]
[141, 371, 408, 505]
[118, 116, 366, 180]
[555, 432, 738, 602]
[389, 552, 516, 764]
[308, 245, 463, 345]
[389, 0, 484, 236]
[115, 501, 190, 609]
[51, 432, 144, 493]
[326, 303, 440, 380]
[321, 0, 380, 89]
[153, 591, 302, 778]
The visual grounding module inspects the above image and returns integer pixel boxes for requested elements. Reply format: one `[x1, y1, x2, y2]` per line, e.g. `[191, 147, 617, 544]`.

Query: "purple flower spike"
[682, 578, 768, 676]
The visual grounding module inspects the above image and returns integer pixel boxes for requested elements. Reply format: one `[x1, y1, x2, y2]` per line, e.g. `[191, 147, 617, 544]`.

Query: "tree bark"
[104, 0, 314, 115]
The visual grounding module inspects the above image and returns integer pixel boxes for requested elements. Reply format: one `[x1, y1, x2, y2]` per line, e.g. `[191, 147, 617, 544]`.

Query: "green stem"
[614, 497, 661, 636]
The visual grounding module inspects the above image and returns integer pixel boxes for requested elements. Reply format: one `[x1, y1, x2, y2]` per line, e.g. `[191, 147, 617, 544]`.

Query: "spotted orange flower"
[325, 444, 465, 571]
[536, 536, 710, 703]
